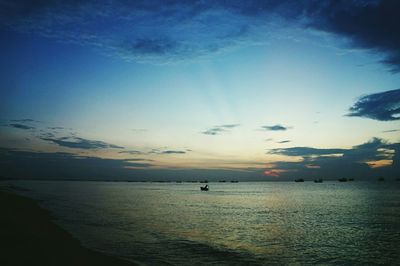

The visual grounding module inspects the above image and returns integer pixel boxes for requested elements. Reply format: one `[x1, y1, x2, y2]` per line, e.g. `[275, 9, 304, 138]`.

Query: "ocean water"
[3, 181, 400, 265]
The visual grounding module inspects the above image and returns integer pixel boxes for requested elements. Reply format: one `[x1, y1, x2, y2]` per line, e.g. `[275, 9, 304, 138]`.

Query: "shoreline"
[0, 189, 137, 266]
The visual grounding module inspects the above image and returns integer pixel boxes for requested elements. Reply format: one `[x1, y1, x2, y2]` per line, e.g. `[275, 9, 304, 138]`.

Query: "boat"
[200, 185, 209, 191]
[294, 178, 304, 182]
[338, 178, 348, 182]
[314, 179, 323, 183]
[378, 177, 385, 182]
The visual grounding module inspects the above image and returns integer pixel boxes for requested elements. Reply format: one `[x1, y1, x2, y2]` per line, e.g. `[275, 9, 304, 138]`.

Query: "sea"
[2, 180, 400, 265]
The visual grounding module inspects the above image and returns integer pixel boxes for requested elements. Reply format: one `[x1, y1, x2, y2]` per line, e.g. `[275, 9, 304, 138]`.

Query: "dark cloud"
[261, 124, 289, 131]
[8, 123, 34, 130]
[2, 1, 397, 69]
[347, 88, 400, 121]
[265, 138, 399, 179]
[202, 124, 240, 135]
[41, 136, 124, 150]
[304, 0, 400, 73]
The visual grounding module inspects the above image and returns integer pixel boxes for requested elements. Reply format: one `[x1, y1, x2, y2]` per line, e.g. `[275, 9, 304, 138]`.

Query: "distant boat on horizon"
[378, 177, 385, 182]
[294, 178, 304, 182]
[338, 178, 348, 182]
[314, 179, 323, 183]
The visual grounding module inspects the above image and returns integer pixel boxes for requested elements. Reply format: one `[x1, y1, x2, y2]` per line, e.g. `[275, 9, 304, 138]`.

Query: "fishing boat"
[200, 185, 209, 191]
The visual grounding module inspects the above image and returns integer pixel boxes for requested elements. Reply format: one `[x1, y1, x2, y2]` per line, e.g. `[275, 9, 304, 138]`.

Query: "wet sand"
[0, 190, 136, 266]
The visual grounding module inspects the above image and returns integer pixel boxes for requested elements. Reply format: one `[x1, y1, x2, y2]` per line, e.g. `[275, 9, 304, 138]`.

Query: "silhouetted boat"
[200, 185, 209, 191]
[378, 177, 384, 181]
[294, 178, 304, 182]
[230, 180, 239, 183]
[338, 178, 348, 182]
[314, 179, 323, 183]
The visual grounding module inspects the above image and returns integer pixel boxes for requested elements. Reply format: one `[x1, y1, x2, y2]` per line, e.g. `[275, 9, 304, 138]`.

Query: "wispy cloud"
[277, 140, 291, 144]
[8, 123, 35, 130]
[118, 150, 144, 155]
[149, 148, 190, 155]
[202, 124, 240, 136]
[5, 118, 38, 130]
[347, 88, 400, 121]
[161, 150, 186, 154]
[383, 129, 400, 133]
[2, 1, 398, 70]
[41, 136, 124, 150]
[202, 128, 225, 136]
[10, 119, 38, 123]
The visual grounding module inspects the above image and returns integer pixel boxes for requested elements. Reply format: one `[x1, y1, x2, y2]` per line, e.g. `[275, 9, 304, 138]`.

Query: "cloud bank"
[0, 148, 152, 180]
[0, 148, 263, 181]
[266, 138, 399, 179]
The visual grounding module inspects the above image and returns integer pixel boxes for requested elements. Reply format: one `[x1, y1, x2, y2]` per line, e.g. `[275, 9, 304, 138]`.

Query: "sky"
[0, 0, 399, 181]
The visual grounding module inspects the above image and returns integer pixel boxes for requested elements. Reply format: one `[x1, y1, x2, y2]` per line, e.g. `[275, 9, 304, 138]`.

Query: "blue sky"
[0, 0, 399, 180]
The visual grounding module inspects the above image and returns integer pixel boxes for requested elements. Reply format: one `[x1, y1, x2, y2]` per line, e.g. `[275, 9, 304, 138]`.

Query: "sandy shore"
[0, 189, 136, 266]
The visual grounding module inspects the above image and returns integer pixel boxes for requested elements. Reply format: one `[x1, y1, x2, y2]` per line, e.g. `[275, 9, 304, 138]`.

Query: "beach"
[0, 189, 136, 266]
